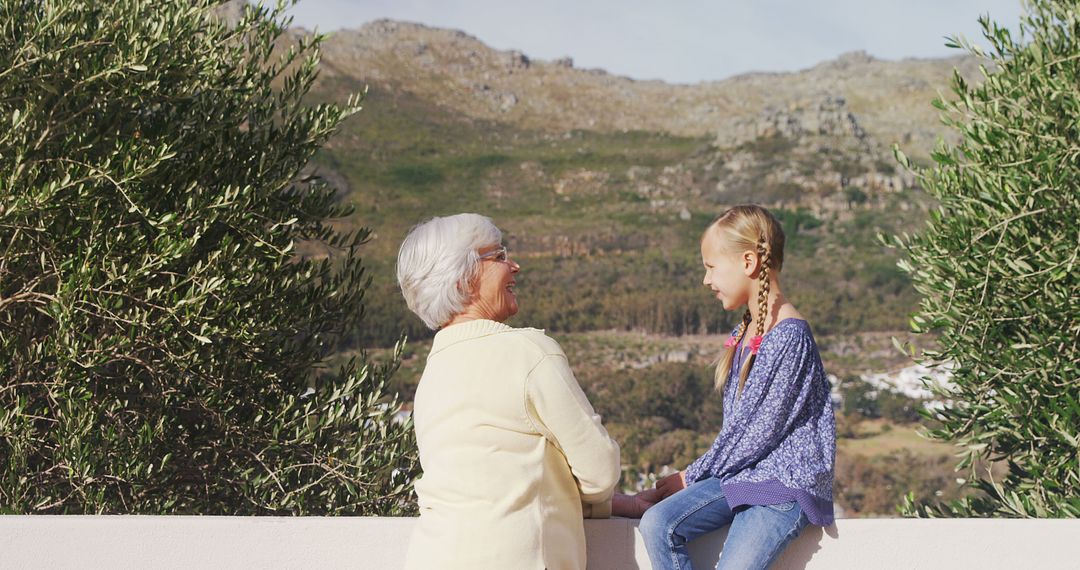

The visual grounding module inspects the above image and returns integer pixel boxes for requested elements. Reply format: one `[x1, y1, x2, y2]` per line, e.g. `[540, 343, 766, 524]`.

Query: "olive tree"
[0, 0, 418, 514]
[890, 0, 1079, 517]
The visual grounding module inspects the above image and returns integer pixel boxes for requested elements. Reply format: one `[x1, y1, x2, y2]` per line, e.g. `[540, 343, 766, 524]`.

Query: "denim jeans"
[639, 477, 809, 570]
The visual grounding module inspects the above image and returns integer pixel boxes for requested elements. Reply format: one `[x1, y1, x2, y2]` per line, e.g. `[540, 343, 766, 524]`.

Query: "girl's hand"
[655, 471, 687, 499]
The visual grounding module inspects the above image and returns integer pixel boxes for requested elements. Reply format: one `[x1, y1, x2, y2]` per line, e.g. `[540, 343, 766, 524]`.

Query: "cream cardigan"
[403, 319, 621, 570]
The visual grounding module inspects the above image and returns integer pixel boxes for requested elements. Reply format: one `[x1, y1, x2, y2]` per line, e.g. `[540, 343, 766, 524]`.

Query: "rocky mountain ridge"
[310, 19, 980, 159]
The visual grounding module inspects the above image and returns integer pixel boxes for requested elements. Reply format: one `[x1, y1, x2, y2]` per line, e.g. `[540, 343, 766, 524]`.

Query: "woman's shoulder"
[453, 323, 565, 359]
[432, 320, 562, 359]
[507, 326, 566, 357]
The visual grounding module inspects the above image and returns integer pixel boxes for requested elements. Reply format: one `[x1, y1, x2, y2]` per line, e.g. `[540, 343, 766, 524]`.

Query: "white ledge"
[2, 516, 1078, 568]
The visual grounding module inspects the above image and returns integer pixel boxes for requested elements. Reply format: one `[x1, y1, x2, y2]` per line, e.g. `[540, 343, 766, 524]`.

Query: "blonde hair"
[705, 205, 786, 396]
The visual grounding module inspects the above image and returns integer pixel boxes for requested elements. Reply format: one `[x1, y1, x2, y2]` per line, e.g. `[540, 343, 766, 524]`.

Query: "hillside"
[289, 18, 979, 348]
[313, 20, 976, 159]
[292, 15, 977, 517]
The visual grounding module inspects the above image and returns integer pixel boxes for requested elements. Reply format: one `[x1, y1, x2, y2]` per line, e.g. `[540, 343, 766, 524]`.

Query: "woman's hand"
[611, 488, 663, 518]
[655, 471, 687, 499]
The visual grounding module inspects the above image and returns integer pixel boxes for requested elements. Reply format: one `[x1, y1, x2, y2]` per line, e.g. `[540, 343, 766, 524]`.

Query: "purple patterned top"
[684, 318, 836, 526]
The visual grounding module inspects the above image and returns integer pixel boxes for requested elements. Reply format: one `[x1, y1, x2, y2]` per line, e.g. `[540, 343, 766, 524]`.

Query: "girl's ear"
[741, 250, 758, 277]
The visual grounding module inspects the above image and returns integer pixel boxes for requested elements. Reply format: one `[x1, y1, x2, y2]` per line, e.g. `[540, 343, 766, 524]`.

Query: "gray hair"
[396, 213, 503, 329]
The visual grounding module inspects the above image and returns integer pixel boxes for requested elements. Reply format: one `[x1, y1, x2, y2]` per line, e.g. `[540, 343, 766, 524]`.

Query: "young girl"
[639, 205, 836, 570]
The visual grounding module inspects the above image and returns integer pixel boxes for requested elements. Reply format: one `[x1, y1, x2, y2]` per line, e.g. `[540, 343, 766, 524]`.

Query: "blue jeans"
[639, 477, 809, 570]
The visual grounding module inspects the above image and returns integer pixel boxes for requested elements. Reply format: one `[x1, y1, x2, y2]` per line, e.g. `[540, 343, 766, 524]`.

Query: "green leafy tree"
[0, 0, 418, 514]
[890, 0, 1079, 517]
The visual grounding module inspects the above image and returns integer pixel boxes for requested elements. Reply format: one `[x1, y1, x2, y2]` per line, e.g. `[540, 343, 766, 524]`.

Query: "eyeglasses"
[478, 245, 510, 263]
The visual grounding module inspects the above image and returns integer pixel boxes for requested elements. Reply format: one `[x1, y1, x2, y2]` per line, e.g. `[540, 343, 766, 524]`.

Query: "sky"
[278, 0, 1026, 84]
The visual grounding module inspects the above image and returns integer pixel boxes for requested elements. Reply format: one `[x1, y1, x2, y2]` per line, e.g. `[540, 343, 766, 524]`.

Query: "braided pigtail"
[715, 309, 752, 391]
[736, 238, 771, 397]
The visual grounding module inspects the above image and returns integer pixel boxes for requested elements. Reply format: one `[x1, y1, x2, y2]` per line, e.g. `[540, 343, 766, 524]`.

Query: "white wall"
[2, 516, 1078, 569]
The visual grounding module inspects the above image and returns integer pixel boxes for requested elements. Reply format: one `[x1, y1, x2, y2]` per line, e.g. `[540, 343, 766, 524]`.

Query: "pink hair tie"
[724, 336, 739, 348]
[748, 335, 763, 355]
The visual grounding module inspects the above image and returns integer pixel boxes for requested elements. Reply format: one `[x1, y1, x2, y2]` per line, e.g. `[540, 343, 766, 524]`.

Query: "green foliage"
[773, 207, 823, 236]
[389, 164, 445, 188]
[891, 1, 1080, 518]
[578, 362, 722, 474]
[357, 230, 919, 350]
[844, 186, 869, 206]
[838, 376, 923, 424]
[0, 0, 417, 514]
[836, 449, 960, 517]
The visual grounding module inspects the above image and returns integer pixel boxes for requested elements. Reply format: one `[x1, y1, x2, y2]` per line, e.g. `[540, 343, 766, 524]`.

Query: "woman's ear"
[456, 274, 478, 301]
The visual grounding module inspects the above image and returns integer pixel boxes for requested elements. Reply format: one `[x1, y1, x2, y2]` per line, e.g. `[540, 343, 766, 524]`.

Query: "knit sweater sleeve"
[525, 353, 621, 517]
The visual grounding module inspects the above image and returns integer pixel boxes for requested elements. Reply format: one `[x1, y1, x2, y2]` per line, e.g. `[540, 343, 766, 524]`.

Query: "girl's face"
[700, 231, 755, 311]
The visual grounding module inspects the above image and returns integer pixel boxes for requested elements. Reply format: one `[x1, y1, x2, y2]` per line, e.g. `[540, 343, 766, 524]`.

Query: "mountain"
[312, 19, 976, 158]
[257, 16, 980, 351]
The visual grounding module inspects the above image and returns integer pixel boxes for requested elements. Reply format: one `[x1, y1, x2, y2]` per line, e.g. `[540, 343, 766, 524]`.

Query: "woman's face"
[468, 244, 521, 322]
[700, 232, 754, 311]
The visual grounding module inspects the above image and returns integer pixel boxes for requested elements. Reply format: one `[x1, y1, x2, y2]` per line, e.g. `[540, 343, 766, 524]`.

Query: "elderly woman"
[397, 213, 654, 570]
